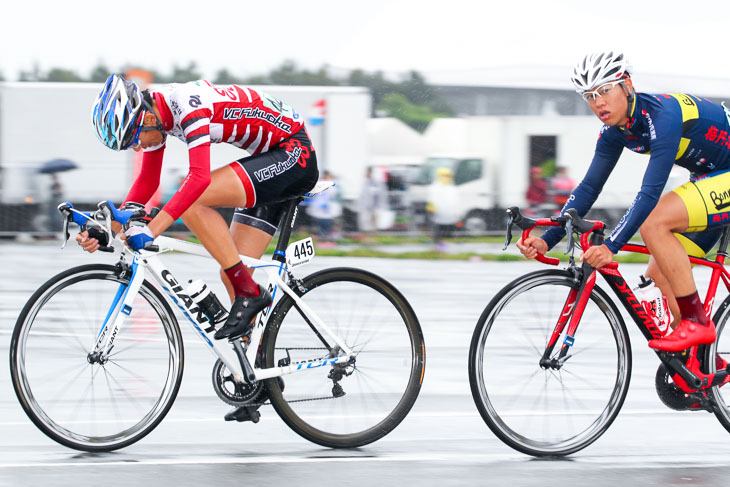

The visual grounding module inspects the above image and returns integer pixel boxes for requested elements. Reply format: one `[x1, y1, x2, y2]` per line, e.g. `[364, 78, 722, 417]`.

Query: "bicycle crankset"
[655, 363, 713, 412]
[212, 358, 265, 406]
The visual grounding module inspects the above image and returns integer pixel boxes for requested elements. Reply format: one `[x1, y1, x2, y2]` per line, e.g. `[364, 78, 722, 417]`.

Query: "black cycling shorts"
[229, 128, 318, 235]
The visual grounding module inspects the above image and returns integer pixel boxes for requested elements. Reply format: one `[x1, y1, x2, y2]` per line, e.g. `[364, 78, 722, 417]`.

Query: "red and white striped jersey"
[125, 81, 306, 220]
[153, 80, 305, 154]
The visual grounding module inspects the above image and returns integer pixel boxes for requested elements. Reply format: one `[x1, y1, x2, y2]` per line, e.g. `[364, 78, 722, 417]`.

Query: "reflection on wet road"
[1, 242, 729, 486]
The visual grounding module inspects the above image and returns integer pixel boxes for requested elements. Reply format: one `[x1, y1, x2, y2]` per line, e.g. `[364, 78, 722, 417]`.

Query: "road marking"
[0, 453, 512, 469]
[1, 452, 730, 470]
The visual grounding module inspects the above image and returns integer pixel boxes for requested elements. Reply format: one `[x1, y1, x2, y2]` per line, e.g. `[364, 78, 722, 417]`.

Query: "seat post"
[717, 226, 730, 258]
[272, 198, 303, 263]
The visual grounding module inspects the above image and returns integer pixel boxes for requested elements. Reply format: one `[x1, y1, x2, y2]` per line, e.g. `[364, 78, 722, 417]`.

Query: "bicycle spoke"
[266, 269, 423, 447]
[470, 271, 630, 456]
[11, 265, 183, 451]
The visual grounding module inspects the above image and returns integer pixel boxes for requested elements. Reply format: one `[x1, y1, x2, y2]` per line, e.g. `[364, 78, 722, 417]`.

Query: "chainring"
[654, 363, 709, 411]
[211, 358, 265, 406]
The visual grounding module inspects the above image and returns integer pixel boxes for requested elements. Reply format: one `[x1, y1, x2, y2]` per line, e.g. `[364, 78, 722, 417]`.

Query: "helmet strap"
[140, 90, 167, 141]
[620, 81, 636, 125]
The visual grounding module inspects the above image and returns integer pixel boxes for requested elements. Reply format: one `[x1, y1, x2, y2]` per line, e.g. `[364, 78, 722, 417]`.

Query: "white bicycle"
[9, 183, 426, 452]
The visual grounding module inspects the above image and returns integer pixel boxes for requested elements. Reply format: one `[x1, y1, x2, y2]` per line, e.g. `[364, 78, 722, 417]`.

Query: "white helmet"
[91, 74, 145, 150]
[570, 51, 632, 93]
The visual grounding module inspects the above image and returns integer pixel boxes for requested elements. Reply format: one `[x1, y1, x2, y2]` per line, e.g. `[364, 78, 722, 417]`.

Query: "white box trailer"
[0, 82, 371, 208]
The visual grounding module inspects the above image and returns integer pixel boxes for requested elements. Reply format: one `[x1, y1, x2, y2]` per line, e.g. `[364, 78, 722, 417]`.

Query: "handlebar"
[505, 206, 616, 268]
[58, 200, 160, 253]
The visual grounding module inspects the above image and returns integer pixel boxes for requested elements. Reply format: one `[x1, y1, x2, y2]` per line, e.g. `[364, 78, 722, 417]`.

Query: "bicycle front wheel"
[468, 269, 631, 456]
[9, 263, 184, 452]
[263, 267, 425, 448]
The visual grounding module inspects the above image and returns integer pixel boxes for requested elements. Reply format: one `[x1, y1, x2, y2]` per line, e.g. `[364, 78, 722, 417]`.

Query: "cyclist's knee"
[180, 202, 209, 222]
[642, 205, 687, 237]
[639, 215, 665, 239]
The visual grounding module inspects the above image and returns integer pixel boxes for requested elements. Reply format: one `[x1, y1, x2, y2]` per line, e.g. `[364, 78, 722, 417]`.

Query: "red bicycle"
[468, 207, 730, 456]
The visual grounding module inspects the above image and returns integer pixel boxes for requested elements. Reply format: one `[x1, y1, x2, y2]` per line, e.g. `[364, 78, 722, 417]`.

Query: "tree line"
[2, 60, 453, 132]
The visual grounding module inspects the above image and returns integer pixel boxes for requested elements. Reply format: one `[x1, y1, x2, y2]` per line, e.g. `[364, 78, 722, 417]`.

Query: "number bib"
[286, 237, 315, 268]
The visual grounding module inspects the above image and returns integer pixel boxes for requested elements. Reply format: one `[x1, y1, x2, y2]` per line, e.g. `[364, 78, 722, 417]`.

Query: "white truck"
[407, 116, 690, 231]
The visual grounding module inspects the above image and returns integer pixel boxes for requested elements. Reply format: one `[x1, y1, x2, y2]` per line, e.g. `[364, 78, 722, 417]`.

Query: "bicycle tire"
[9, 263, 184, 452]
[708, 295, 730, 429]
[262, 267, 425, 448]
[468, 268, 631, 456]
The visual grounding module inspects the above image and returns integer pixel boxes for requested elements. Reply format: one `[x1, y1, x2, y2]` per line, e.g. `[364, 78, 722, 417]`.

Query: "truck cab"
[406, 155, 495, 232]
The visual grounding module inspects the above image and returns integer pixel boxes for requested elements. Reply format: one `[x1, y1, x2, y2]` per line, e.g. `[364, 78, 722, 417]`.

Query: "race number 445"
[286, 237, 315, 268]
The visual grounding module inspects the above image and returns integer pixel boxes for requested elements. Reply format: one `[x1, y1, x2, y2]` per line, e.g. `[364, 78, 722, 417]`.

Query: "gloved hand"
[124, 225, 155, 251]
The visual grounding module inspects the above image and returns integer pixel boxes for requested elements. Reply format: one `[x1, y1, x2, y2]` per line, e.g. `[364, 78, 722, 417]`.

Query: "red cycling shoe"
[648, 319, 716, 352]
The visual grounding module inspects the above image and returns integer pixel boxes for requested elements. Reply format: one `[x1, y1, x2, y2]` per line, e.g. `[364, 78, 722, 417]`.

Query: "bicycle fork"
[88, 259, 143, 364]
[540, 264, 597, 370]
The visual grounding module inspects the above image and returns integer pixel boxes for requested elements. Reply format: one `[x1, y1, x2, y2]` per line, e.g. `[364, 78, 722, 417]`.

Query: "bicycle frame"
[518, 213, 730, 392]
[89, 236, 354, 384]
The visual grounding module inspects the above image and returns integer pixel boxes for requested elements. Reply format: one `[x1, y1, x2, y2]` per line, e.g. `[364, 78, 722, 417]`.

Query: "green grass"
[184, 232, 652, 263]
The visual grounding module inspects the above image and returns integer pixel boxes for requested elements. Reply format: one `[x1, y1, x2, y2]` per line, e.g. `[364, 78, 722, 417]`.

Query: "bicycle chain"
[274, 347, 328, 350]
[246, 395, 339, 408]
[242, 346, 340, 408]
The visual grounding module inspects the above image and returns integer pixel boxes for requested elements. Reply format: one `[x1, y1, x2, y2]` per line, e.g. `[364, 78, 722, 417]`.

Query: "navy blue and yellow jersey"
[542, 92, 730, 253]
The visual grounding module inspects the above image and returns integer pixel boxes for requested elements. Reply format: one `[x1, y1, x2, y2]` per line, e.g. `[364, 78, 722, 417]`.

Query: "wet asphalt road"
[1, 241, 730, 486]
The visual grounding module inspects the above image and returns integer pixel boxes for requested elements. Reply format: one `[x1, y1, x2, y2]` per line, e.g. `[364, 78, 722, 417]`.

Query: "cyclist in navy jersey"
[517, 51, 730, 352]
[81, 75, 318, 349]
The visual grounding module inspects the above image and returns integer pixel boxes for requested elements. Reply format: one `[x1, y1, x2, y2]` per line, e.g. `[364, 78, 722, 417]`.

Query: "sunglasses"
[581, 80, 625, 103]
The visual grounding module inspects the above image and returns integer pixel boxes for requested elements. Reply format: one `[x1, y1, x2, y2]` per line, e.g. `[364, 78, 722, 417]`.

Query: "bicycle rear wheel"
[9, 263, 184, 452]
[468, 269, 631, 456]
[708, 296, 730, 429]
[263, 267, 425, 448]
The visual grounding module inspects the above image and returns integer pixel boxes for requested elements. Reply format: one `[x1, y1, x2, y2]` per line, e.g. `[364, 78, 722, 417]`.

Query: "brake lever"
[564, 218, 575, 255]
[58, 203, 72, 249]
[504, 213, 515, 251]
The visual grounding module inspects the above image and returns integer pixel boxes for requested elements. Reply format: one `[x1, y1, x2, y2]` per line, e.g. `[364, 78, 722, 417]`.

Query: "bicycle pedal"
[227, 329, 252, 344]
[224, 405, 261, 423]
[686, 393, 714, 413]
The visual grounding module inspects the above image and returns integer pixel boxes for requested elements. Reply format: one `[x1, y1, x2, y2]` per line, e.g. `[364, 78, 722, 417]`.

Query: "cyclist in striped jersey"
[84, 74, 318, 342]
[518, 51, 730, 353]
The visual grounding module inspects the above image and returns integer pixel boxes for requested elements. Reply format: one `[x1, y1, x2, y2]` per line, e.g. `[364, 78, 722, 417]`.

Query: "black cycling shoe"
[224, 405, 261, 423]
[214, 286, 272, 340]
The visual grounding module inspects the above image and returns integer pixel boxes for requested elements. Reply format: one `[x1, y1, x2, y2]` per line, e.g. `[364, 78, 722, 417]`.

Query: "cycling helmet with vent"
[92, 74, 146, 151]
[570, 51, 632, 93]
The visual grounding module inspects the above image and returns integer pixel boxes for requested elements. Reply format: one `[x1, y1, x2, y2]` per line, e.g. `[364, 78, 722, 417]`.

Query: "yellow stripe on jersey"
[675, 233, 708, 259]
[668, 94, 699, 160]
[672, 180, 708, 231]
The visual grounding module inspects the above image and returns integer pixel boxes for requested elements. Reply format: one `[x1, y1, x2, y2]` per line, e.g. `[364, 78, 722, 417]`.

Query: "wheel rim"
[710, 312, 730, 421]
[472, 275, 629, 455]
[267, 271, 423, 442]
[12, 269, 181, 449]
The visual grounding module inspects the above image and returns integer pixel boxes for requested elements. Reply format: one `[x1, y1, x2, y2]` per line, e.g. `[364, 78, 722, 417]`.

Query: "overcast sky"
[4, 0, 730, 86]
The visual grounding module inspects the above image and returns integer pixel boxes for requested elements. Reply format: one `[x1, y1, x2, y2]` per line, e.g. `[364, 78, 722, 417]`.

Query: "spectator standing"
[525, 166, 548, 215]
[358, 166, 388, 236]
[549, 166, 576, 208]
[426, 167, 460, 251]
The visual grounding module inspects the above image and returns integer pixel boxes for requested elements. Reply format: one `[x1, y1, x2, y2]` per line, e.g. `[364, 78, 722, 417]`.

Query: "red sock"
[223, 262, 260, 297]
[676, 292, 709, 326]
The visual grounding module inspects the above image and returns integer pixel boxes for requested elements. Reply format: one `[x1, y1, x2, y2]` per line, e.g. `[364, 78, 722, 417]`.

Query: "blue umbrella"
[38, 158, 78, 174]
